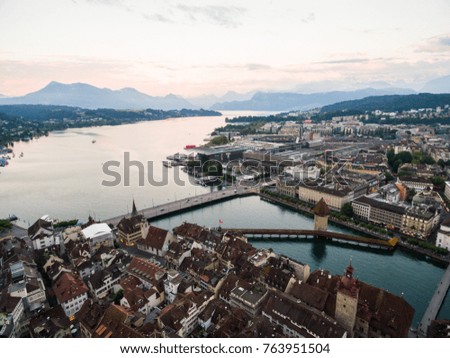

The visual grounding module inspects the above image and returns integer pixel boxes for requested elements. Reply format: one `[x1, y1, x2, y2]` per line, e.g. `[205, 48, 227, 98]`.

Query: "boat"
[92, 139, 96, 144]
[19, 152, 24, 158]
[184, 144, 196, 149]
[162, 161, 172, 168]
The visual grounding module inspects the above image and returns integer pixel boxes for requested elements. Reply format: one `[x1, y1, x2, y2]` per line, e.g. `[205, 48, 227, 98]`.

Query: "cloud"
[315, 58, 371, 65]
[301, 12, 315, 24]
[177, 4, 246, 28]
[141, 13, 173, 23]
[416, 34, 450, 53]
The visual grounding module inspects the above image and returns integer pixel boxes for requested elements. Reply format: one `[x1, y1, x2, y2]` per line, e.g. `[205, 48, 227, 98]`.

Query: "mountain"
[188, 90, 255, 109]
[211, 88, 416, 111]
[421, 75, 450, 93]
[0, 82, 197, 110]
[320, 93, 450, 113]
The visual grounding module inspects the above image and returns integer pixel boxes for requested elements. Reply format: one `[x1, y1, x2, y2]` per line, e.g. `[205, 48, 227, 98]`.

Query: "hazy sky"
[1, 0, 450, 96]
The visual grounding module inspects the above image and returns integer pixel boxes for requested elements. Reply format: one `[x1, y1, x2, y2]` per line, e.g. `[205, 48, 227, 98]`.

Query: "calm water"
[0, 111, 255, 224]
[1, 112, 448, 327]
[152, 196, 450, 326]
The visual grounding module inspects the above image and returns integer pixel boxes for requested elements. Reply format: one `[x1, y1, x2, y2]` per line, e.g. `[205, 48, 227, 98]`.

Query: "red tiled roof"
[53, 272, 88, 303]
[139, 225, 169, 250]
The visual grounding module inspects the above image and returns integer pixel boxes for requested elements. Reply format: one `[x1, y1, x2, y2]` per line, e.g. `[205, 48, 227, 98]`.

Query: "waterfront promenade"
[106, 186, 257, 226]
[418, 263, 450, 336]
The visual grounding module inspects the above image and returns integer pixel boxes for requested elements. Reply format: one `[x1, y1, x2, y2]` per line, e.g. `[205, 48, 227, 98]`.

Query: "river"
[0, 111, 448, 327]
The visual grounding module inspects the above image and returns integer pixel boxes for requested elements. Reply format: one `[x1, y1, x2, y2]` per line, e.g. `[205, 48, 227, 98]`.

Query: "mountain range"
[0, 75, 449, 111]
[0, 82, 195, 110]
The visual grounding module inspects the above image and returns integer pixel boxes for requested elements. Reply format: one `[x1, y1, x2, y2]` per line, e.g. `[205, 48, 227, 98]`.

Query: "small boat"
[19, 152, 24, 158]
[184, 144, 196, 149]
[163, 161, 172, 168]
[92, 139, 96, 144]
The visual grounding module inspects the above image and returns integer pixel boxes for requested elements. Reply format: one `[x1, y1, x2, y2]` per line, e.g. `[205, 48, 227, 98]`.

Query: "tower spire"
[131, 199, 138, 217]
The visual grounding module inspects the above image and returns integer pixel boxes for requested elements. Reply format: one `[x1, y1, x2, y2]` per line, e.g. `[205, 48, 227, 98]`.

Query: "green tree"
[341, 203, 354, 218]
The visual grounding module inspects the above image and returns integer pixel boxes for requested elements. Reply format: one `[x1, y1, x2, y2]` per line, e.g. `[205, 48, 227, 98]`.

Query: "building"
[117, 200, 147, 246]
[276, 175, 299, 198]
[402, 205, 440, 239]
[0, 289, 25, 337]
[28, 306, 72, 338]
[313, 198, 330, 231]
[306, 265, 414, 338]
[8, 260, 47, 312]
[117, 215, 146, 246]
[229, 285, 268, 317]
[397, 176, 433, 192]
[53, 272, 89, 318]
[119, 275, 164, 315]
[137, 225, 175, 257]
[81, 223, 114, 252]
[436, 219, 450, 251]
[298, 184, 353, 210]
[335, 264, 359, 335]
[445, 181, 450, 201]
[352, 195, 406, 229]
[158, 291, 214, 337]
[76, 299, 108, 338]
[28, 217, 60, 251]
[126, 257, 165, 289]
[87, 264, 125, 299]
[262, 291, 347, 338]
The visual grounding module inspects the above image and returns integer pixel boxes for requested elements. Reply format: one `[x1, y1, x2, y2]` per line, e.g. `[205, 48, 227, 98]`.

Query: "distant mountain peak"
[0, 82, 197, 110]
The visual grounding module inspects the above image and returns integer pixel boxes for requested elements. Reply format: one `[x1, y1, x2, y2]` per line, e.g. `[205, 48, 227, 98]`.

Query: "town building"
[158, 290, 214, 337]
[117, 200, 148, 246]
[137, 225, 175, 257]
[352, 195, 406, 228]
[436, 219, 450, 251]
[28, 217, 60, 251]
[52, 272, 88, 318]
[87, 264, 125, 299]
[397, 176, 433, 192]
[298, 183, 353, 210]
[262, 291, 347, 338]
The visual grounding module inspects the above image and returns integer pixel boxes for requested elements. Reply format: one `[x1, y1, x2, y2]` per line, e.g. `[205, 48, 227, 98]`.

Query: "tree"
[341, 203, 354, 218]
[113, 290, 124, 304]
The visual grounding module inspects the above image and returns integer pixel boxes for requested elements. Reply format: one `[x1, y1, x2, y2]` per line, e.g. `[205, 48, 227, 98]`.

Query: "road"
[417, 263, 450, 336]
[106, 186, 257, 226]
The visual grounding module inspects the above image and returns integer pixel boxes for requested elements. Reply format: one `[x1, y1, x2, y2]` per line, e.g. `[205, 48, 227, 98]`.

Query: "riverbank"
[258, 190, 450, 265]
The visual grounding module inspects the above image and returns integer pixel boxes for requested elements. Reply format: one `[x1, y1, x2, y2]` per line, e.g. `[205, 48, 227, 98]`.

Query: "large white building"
[436, 219, 450, 251]
[81, 223, 114, 252]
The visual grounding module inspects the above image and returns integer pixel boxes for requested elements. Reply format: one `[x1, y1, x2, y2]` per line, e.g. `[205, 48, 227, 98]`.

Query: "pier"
[222, 228, 398, 250]
[106, 187, 257, 226]
[418, 263, 450, 336]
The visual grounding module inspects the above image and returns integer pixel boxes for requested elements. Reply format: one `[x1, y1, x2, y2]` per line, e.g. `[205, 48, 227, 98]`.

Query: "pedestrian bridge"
[106, 187, 257, 226]
[222, 228, 398, 251]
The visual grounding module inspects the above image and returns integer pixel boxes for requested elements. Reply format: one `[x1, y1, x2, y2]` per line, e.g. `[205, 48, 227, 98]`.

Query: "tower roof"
[313, 198, 330, 217]
[131, 199, 138, 217]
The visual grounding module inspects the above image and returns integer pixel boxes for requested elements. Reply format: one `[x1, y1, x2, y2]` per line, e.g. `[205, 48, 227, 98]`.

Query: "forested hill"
[320, 93, 450, 113]
[0, 104, 220, 145]
[0, 104, 220, 121]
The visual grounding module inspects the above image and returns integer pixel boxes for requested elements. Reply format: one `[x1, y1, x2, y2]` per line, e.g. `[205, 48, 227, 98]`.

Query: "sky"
[1, 0, 450, 97]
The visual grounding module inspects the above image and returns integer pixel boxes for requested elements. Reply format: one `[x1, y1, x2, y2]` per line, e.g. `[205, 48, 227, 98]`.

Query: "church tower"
[131, 199, 138, 217]
[335, 261, 359, 336]
[313, 198, 330, 231]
